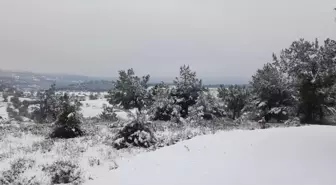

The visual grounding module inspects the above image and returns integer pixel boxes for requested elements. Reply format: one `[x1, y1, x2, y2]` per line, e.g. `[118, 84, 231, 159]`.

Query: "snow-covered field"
[80, 98, 136, 121]
[1, 120, 336, 185]
[2, 91, 336, 184]
[80, 99, 109, 118]
[86, 125, 336, 185]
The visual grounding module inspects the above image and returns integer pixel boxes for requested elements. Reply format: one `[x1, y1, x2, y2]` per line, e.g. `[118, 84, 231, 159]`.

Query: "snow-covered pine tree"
[250, 62, 295, 122]
[217, 85, 250, 120]
[108, 68, 151, 112]
[50, 93, 83, 138]
[148, 82, 181, 121]
[172, 65, 204, 118]
[274, 38, 336, 123]
[188, 90, 226, 122]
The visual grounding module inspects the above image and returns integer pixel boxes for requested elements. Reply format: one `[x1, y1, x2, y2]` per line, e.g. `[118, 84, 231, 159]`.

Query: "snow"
[19, 97, 34, 102]
[0, 101, 8, 119]
[80, 99, 109, 118]
[80, 99, 136, 121]
[85, 126, 336, 185]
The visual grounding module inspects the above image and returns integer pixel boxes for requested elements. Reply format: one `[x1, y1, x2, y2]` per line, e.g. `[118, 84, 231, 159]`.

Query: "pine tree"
[148, 82, 180, 121]
[32, 84, 60, 123]
[172, 65, 204, 118]
[108, 68, 150, 112]
[250, 62, 295, 121]
[218, 85, 250, 120]
[274, 38, 336, 123]
[50, 93, 83, 138]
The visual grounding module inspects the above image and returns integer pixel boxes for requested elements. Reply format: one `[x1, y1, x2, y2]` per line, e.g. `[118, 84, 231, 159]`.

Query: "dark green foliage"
[251, 63, 294, 109]
[0, 158, 35, 185]
[18, 105, 29, 118]
[89, 93, 98, 100]
[250, 62, 295, 121]
[108, 68, 150, 111]
[14, 91, 24, 98]
[6, 105, 22, 121]
[2, 93, 8, 102]
[99, 105, 118, 121]
[218, 85, 250, 120]
[50, 94, 83, 138]
[42, 160, 82, 184]
[31, 84, 60, 123]
[274, 38, 336, 123]
[197, 90, 226, 119]
[113, 112, 156, 149]
[10, 96, 21, 109]
[148, 82, 180, 121]
[172, 65, 204, 118]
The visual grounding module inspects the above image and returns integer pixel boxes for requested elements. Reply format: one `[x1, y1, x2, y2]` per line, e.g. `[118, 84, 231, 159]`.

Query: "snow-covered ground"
[80, 98, 136, 121]
[0, 101, 8, 119]
[81, 99, 109, 118]
[86, 126, 336, 185]
[18, 97, 34, 102]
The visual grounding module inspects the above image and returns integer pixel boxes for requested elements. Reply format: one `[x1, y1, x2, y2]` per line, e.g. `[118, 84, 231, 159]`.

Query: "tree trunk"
[232, 111, 236, 120]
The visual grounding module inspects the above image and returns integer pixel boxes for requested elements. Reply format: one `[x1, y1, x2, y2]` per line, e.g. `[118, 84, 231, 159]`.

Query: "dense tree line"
[108, 38, 336, 125]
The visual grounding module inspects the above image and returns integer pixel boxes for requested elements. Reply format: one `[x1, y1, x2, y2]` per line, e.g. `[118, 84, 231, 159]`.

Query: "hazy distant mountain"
[58, 80, 114, 92]
[0, 69, 246, 91]
[0, 69, 113, 90]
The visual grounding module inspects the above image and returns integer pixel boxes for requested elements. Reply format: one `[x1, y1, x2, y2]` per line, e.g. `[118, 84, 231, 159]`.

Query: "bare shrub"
[284, 117, 301, 127]
[0, 158, 36, 185]
[42, 160, 83, 185]
[88, 157, 101, 167]
[31, 139, 55, 153]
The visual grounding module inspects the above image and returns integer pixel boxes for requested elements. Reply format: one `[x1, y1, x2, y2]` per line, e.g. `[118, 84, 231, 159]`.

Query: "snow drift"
[86, 126, 336, 185]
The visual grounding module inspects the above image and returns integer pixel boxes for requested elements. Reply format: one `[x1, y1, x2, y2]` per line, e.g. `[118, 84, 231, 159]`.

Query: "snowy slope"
[85, 126, 336, 185]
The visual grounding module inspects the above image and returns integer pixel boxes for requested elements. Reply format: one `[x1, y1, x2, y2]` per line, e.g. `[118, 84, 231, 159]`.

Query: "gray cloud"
[0, 0, 335, 83]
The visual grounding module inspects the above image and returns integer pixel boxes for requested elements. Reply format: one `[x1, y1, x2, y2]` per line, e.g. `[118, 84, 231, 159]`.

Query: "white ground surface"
[85, 126, 336, 185]
[0, 101, 8, 119]
[80, 99, 137, 120]
[80, 99, 109, 118]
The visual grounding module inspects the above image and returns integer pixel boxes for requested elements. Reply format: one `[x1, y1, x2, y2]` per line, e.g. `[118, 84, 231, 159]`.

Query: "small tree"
[50, 94, 83, 138]
[18, 101, 30, 118]
[250, 62, 295, 121]
[2, 93, 8, 102]
[148, 82, 181, 121]
[99, 104, 118, 122]
[218, 85, 250, 120]
[189, 90, 226, 121]
[113, 111, 156, 149]
[172, 65, 204, 118]
[108, 68, 150, 112]
[32, 84, 60, 123]
[10, 96, 21, 109]
[89, 93, 98, 100]
[6, 105, 21, 121]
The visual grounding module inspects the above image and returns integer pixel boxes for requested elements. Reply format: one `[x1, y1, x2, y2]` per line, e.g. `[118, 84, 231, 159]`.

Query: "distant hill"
[57, 80, 114, 92]
[0, 69, 246, 91]
[0, 69, 112, 90]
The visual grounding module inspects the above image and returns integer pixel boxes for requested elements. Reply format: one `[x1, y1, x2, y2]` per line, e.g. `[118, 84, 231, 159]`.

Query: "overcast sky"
[0, 0, 335, 83]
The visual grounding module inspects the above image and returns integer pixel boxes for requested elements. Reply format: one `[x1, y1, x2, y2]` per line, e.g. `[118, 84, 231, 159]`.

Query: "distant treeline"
[56, 80, 243, 92]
